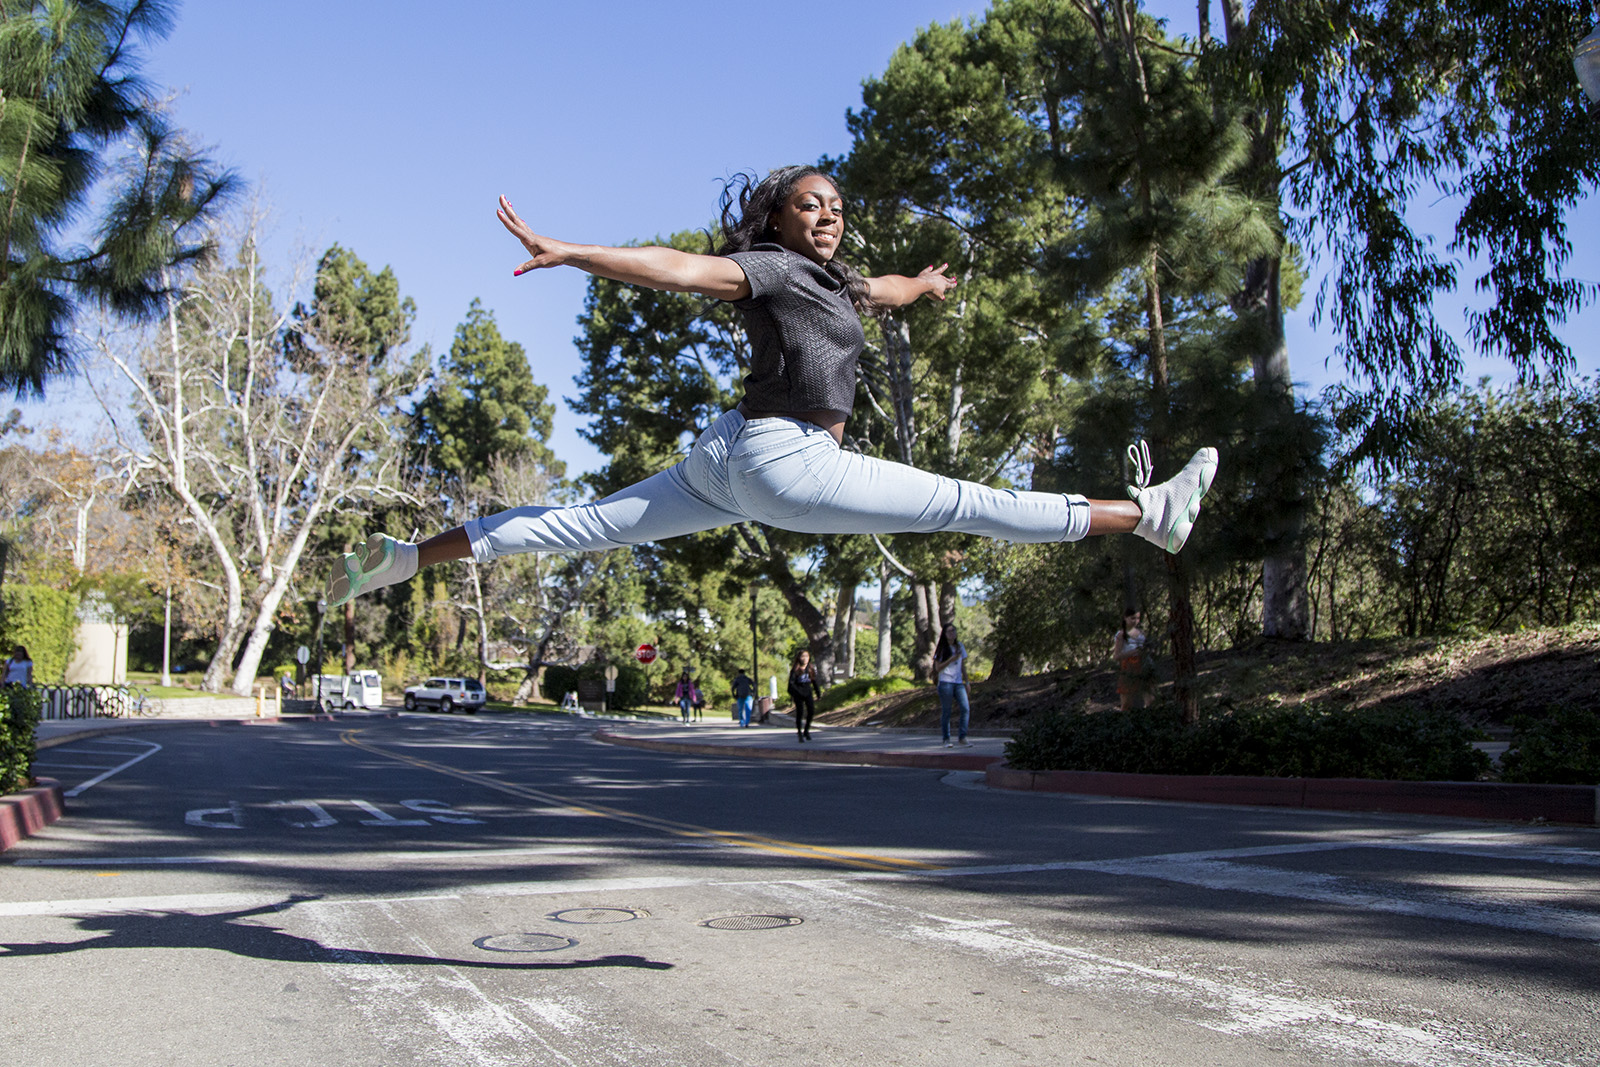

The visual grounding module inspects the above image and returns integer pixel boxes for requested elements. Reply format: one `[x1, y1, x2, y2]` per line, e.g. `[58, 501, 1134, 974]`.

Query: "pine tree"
[0, 0, 234, 391]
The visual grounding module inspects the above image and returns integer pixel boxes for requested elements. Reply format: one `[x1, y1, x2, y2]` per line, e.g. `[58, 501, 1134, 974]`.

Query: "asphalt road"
[3, 713, 1597, 1066]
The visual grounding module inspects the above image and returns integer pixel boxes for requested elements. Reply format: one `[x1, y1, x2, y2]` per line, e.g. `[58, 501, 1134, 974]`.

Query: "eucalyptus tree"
[1177, 0, 1600, 636]
[0, 0, 234, 391]
[94, 212, 428, 693]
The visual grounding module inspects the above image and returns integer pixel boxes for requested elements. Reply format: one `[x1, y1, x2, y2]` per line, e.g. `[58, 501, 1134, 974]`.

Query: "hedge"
[1005, 702, 1491, 782]
[1499, 708, 1600, 785]
[0, 584, 79, 684]
[0, 685, 42, 792]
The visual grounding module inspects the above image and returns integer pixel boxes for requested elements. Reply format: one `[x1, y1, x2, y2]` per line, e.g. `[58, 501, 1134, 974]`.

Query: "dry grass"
[815, 623, 1600, 737]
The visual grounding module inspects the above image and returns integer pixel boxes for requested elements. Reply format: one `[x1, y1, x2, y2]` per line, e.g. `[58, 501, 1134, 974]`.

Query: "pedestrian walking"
[788, 650, 821, 742]
[1113, 610, 1150, 711]
[933, 623, 971, 747]
[732, 668, 755, 727]
[673, 670, 696, 723]
[324, 167, 1218, 610]
[3, 645, 32, 686]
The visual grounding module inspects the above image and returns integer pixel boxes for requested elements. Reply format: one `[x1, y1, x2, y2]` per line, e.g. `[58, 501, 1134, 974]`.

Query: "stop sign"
[634, 643, 657, 664]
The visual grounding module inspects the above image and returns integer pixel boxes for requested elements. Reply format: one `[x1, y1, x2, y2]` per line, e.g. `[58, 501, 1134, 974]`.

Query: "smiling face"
[768, 174, 844, 265]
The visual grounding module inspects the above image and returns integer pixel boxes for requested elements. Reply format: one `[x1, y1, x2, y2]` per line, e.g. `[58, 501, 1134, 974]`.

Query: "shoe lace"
[1126, 439, 1153, 495]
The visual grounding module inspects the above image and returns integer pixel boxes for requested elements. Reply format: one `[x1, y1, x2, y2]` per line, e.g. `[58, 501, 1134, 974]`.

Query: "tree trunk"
[910, 580, 939, 682]
[736, 525, 835, 684]
[1145, 247, 1200, 723]
[832, 581, 855, 680]
[876, 560, 893, 677]
[1220, 6, 1309, 641]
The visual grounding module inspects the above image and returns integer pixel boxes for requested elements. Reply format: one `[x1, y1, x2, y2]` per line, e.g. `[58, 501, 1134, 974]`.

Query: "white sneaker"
[1126, 441, 1218, 554]
[944, 740, 954, 748]
[325, 533, 419, 608]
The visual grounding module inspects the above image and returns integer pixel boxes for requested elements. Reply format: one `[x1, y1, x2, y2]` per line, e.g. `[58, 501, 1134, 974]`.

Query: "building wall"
[64, 621, 128, 685]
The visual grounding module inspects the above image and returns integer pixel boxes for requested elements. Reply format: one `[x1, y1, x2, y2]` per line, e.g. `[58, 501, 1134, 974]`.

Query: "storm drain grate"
[473, 932, 577, 953]
[549, 907, 647, 925]
[700, 914, 804, 931]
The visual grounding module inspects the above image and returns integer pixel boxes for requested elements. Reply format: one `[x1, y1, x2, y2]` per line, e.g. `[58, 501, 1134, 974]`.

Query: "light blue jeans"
[736, 694, 754, 727]
[464, 410, 1091, 561]
[938, 681, 970, 742]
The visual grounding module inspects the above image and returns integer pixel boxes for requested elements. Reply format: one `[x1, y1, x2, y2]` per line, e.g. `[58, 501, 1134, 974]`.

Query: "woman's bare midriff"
[737, 402, 846, 444]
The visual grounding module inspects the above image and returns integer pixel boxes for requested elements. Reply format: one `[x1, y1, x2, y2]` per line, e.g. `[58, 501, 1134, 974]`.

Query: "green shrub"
[0, 686, 42, 792]
[0, 585, 79, 684]
[1500, 708, 1600, 785]
[1006, 702, 1490, 782]
[542, 663, 650, 712]
[816, 669, 916, 713]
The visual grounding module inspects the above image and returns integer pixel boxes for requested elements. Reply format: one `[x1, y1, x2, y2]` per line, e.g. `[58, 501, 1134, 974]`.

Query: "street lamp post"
[1578, 14, 1600, 117]
[313, 598, 327, 709]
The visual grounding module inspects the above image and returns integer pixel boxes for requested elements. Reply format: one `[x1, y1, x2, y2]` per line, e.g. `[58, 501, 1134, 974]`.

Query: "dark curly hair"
[714, 166, 872, 312]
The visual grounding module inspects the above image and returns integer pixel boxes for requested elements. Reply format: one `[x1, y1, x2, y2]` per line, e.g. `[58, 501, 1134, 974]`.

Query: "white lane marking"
[12, 843, 645, 867]
[272, 800, 338, 829]
[303, 898, 584, 1067]
[5, 831, 1596, 941]
[184, 801, 244, 830]
[350, 799, 429, 827]
[1081, 857, 1600, 941]
[776, 879, 1559, 1067]
[59, 739, 161, 797]
[13, 856, 230, 866]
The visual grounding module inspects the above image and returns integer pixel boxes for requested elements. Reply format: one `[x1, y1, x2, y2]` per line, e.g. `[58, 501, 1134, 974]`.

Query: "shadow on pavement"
[0, 895, 672, 971]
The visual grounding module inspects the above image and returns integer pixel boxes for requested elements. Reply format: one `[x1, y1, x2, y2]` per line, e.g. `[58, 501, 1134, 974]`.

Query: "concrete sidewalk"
[592, 719, 1600, 826]
[594, 719, 1005, 771]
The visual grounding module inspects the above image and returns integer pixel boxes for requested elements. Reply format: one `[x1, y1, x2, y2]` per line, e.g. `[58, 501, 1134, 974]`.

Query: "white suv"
[403, 677, 487, 714]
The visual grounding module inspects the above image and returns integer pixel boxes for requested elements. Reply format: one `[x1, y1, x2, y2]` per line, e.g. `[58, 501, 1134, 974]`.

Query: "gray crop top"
[726, 243, 866, 417]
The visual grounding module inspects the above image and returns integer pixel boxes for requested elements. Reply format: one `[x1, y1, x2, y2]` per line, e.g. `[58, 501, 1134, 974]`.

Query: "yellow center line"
[340, 729, 940, 873]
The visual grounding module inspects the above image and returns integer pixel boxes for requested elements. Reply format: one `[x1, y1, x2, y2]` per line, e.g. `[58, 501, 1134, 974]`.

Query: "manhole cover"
[473, 932, 577, 953]
[549, 907, 647, 925]
[700, 914, 804, 931]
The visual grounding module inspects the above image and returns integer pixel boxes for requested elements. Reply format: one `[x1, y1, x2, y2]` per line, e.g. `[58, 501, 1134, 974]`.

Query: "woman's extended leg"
[727, 418, 1214, 551]
[326, 462, 744, 606]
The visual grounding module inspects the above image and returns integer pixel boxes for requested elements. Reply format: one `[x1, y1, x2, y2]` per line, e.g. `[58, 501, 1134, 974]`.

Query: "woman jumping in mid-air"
[326, 166, 1218, 607]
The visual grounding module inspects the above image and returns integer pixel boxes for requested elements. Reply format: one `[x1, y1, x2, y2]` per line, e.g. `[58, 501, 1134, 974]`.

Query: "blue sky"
[39, 0, 1600, 474]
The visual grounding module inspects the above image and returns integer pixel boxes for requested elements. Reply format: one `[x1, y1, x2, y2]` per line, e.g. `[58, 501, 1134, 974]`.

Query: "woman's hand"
[917, 262, 958, 302]
[498, 195, 576, 275]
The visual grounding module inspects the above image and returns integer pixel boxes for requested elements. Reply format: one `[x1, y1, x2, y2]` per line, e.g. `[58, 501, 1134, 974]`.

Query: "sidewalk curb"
[0, 778, 63, 853]
[593, 729, 996, 771]
[987, 765, 1600, 825]
[594, 729, 1599, 825]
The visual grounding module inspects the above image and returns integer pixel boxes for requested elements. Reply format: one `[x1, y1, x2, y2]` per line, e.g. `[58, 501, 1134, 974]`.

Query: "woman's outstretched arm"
[498, 195, 751, 300]
[863, 263, 958, 307]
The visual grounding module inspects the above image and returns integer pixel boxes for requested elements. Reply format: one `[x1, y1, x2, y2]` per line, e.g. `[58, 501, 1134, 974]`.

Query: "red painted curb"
[986, 764, 1599, 825]
[0, 777, 64, 852]
[593, 730, 996, 771]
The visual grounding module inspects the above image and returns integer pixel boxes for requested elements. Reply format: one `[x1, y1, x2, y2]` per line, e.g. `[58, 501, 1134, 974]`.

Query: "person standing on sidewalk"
[787, 650, 821, 742]
[1113, 610, 1149, 712]
[933, 623, 970, 747]
[3, 645, 32, 686]
[732, 668, 756, 727]
[673, 670, 695, 723]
